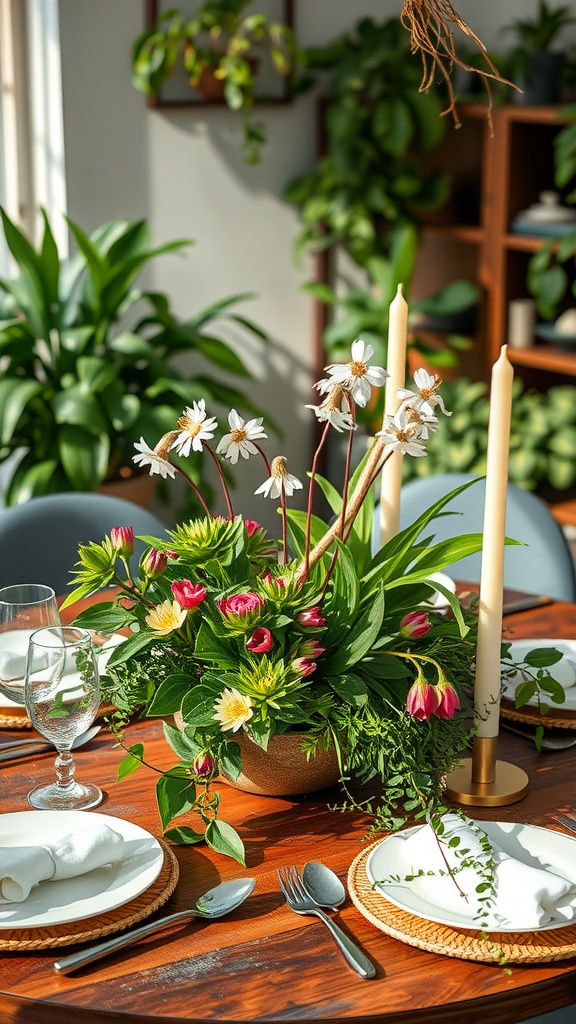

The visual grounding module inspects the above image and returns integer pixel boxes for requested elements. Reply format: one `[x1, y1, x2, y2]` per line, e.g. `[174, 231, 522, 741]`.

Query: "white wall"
[57, 0, 574, 527]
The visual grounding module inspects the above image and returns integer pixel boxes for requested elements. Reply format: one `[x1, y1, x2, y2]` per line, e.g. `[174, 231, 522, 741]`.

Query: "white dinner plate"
[366, 821, 576, 933]
[0, 632, 126, 711]
[0, 810, 163, 928]
[501, 638, 576, 710]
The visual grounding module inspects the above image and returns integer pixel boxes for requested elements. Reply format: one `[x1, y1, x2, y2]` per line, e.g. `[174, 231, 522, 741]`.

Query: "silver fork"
[277, 865, 376, 979]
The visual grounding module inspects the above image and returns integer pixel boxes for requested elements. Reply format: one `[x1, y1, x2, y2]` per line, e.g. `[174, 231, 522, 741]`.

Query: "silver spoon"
[0, 725, 101, 760]
[54, 877, 256, 974]
[303, 861, 347, 911]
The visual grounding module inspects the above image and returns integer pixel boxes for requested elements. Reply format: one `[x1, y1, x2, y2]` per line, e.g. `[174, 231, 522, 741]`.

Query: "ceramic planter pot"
[222, 731, 341, 796]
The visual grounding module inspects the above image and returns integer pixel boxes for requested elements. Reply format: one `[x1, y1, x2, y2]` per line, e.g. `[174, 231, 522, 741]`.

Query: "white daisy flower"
[403, 404, 439, 440]
[255, 456, 303, 499]
[133, 436, 177, 479]
[376, 408, 428, 457]
[169, 400, 219, 458]
[213, 687, 253, 733]
[305, 384, 356, 433]
[397, 369, 451, 417]
[323, 339, 388, 408]
[216, 409, 268, 465]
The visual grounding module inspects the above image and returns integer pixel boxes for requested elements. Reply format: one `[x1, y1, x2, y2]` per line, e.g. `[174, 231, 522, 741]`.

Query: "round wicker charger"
[0, 838, 179, 952]
[500, 698, 576, 730]
[348, 839, 576, 963]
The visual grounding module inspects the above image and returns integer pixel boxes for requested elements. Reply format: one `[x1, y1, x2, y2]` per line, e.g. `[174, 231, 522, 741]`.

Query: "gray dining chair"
[374, 472, 576, 603]
[0, 492, 167, 594]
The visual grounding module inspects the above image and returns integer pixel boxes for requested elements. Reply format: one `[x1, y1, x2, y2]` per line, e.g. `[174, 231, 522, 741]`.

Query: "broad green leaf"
[163, 825, 205, 845]
[205, 819, 246, 865]
[117, 744, 144, 780]
[328, 673, 368, 706]
[523, 648, 563, 668]
[58, 425, 110, 489]
[147, 673, 195, 716]
[0, 379, 44, 444]
[156, 772, 196, 830]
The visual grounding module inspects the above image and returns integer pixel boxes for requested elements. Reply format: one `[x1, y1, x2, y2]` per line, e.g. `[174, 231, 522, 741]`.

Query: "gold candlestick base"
[444, 736, 529, 807]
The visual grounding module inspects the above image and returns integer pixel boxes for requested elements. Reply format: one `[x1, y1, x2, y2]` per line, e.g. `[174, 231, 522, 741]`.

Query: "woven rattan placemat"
[348, 839, 576, 963]
[0, 701, 117, 732]
[0, 838, 179, 952]
[500, 698, 576, 730]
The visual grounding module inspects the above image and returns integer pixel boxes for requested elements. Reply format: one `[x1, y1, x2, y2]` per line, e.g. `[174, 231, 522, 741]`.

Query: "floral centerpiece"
[63, 342, 559, 865]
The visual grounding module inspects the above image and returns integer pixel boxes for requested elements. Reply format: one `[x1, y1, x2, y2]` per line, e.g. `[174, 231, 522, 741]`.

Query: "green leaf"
[328, 672, 368, 706]
[205, 819, 246, 865]
[322, 586, 385, 674]
[117, 744, 144, 780]
[147, 673, 194, 716]
[71, 605, 133, 634]
[515, 679, 537, 707]
[0, 378, 44, 444]
[163, 825, 205, 845]
[58, 425, 110, 489]
[523, 648, 563, 668]
[156, 772, 196, 830]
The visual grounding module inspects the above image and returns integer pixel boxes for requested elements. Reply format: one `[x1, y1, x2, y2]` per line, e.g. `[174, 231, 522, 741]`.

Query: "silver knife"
[554, 812, 576, 834]
[0, 743, 52, 762]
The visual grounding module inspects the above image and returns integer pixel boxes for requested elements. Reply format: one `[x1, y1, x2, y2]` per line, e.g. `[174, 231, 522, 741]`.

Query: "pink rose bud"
[166, 550, 179, 560]
[435, 679, 461, 719]
[246, 627, 274, 653]
[244, 520, 261, 537]
[217, 592, 264, 619]
[400, 611, 432, 639]
[171, 580, 207, 609]
[298, 639, 325, 659]
[297, 606, 326, 628]
[292, 657, 317, 677]
[192, 752, 215, 780]
[406, 679, 439, 721]
[110, 526, 134, 558]
[141, 548, 168, 579]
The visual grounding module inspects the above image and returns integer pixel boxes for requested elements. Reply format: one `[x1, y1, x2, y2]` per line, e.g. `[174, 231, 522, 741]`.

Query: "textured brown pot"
[221, 731, 341, 797]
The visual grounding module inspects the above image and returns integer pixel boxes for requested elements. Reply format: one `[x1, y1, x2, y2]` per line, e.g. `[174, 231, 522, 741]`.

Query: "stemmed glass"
[0, 584, 62, 706]
[24, 626, 102, 810]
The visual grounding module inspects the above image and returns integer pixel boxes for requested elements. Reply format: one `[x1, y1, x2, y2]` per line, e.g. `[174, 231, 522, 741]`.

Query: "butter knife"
[554, 812, 576, 834]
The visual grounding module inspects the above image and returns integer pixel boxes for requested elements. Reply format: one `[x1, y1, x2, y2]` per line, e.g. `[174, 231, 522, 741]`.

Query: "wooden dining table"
[1, 594, 576, 1024]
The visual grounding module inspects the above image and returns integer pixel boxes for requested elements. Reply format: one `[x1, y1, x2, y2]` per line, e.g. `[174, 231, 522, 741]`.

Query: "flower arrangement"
[64, 343, 531, 864]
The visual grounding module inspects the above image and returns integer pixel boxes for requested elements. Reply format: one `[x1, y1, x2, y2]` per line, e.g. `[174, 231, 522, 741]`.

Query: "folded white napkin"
[0, 649, 26, 682]
[398, 814, 576, 929]
[0, 824, 124, 903]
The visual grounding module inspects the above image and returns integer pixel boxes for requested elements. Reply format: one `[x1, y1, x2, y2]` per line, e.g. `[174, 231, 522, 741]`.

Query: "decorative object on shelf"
[508, 298, 536, 351]
[131, 0, 299, 164]
[504, 1, 576, 105]
[63, 307, 563, 861]
[0, 207, 267, 508]
[512, 189, 576, 237]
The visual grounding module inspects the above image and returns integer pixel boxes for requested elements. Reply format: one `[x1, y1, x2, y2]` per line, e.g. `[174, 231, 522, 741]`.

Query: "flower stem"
[205, 445, 235, 519]
[254, 443, 271, 475]
[174, 466, 213, 518]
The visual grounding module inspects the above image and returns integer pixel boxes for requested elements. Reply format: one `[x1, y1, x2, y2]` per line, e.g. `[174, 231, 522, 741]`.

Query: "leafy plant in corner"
[0, 207, 268, 506]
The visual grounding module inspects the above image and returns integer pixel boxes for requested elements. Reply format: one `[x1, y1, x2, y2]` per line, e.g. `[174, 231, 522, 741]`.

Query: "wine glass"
[0, 584, 62, 706]
[25, 626, 102, 810]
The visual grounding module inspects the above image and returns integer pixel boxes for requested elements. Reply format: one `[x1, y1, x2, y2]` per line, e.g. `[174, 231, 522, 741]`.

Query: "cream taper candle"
[474, 345, 514, 738]
[379, 284, 408, 544]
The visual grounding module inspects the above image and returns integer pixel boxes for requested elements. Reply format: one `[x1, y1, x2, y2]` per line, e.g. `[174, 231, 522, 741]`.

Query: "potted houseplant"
[131, 1, 300, 164]
[504, 0, 576, 104]
[63, 347, 563, 864]
[0, 207, 268, 507]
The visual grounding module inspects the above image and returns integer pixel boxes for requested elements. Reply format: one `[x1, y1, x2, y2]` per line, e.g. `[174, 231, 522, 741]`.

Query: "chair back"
[375, 472, 576, 603]
[0, 492, 167, 594]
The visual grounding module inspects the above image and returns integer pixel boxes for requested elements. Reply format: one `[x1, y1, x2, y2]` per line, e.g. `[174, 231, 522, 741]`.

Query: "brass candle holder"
[444, 735, 529, 807]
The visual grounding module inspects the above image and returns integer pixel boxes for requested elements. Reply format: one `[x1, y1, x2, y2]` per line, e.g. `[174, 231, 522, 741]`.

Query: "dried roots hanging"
[401, 0, 517, 131]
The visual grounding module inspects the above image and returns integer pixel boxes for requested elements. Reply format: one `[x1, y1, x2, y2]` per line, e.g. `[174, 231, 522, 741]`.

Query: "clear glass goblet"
[25, 626, 102, 810]
[0, 584, 62, 706]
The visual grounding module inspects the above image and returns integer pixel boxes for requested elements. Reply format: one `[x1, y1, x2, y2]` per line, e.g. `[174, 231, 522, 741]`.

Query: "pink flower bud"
[217, 592, 264, 619]
[298, 639, 325, 659]
[171, 580, 207, 609]
[400, 611, 432, 639]
[246, 627, 274, 653]
[435, 679, 460, 719]
[406, 679, 439, 720]
[244, 520, 261, 537]
[141, 548, 168, 579]
[110, 526, 134, 558]
[297, 606, 326, 628]
[166, 550, 179, 560]
[192, 752, 215, 780]
[292, 657, 317, 677]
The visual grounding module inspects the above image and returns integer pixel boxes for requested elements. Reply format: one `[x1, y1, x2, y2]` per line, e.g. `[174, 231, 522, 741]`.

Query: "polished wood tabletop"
[1, 596, 576, 1024]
